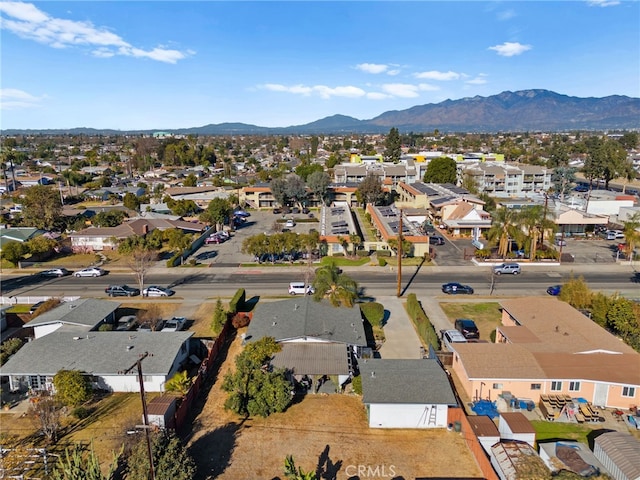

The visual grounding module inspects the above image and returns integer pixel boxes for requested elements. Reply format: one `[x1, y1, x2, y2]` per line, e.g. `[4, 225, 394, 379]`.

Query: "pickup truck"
[161, 317, 186, 332]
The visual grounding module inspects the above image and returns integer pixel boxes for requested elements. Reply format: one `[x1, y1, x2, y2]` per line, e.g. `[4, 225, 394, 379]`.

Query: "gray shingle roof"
[23, 298, 120, 328]
[359, 359, 457, 405]
[271, 343, 350, 375]
[1, 331, 193, 376]
[247, 297, 367, 347]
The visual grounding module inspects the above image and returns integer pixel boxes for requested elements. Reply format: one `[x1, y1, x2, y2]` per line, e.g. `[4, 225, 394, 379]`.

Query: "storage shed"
[593, 432, 640, 480]
[467, 415, 500, 455]
[145, 395, 179, 429]
[498, 412, 536, 447]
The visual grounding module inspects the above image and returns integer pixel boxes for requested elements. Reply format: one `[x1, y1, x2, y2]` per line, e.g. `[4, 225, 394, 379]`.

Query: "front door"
[593, 382, 608, 407]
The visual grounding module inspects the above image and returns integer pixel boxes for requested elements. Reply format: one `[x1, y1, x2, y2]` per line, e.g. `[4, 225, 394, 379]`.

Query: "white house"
[1, 331, 195, 393]
[359, 359, 458, 429]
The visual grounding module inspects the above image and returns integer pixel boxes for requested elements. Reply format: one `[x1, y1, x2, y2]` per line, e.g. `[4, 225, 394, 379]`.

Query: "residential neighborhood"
[1, 130, 640, 479]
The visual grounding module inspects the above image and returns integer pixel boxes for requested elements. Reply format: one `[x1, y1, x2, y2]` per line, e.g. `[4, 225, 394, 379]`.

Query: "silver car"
[493, 263, 521, 275]
[73, 267, 106, 277]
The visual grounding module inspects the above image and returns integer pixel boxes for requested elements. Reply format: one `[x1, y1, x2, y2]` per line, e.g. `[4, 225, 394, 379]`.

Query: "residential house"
[359, 359, 458, 428]
[22, 298, 120, 339]
[1, 331, 195, 393]
[246, 296, 367, 390]
[69, 218, 206, 251]
[0, 227, 47, 251]
[450, 297, 640, 410]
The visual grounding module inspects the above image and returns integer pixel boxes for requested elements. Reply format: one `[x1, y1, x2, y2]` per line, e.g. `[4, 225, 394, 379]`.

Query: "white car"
[161, 317, 186, 332]
[142, 286, 175, 297]
[285, 219, 296, 228]
[73, 267, 106, 277]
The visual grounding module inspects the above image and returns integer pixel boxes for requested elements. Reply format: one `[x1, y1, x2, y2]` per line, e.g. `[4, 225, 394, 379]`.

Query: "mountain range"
[3, 89, 639, 135]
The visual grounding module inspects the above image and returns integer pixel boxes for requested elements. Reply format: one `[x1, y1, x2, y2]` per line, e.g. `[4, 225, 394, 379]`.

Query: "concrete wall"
[367, 403, 448, 428]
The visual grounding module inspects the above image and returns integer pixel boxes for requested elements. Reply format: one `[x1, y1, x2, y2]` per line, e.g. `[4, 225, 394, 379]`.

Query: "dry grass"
[440, 302, 503, 341]
[187, 332, 482, 480]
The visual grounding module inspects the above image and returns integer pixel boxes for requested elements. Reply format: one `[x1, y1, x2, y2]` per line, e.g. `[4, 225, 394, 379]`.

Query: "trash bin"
[454, 421, 462, 432]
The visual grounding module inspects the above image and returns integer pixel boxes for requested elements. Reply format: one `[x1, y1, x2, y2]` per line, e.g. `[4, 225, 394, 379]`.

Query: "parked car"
[205, 235, 224, 244]
[493, 263, 521, 275]
[285, 219, 296, 228]
[441, 282, 474, 295]
[161, 317, 187, 332]
[234, 210, 250, 218]
[40, 268, 71, 277]
[142, 285, 175, 297]
[29, 301, 46, 314]
[546, 285, 562, 296]
[454, 319, 480, 340]
[555, 239, 567, 247]
[430, 236, 445, 246]
[105, 285, 140, 297]
[116, 315, 138, 331]
[74, 267, 106, 277]
[441, 329, 468, 352]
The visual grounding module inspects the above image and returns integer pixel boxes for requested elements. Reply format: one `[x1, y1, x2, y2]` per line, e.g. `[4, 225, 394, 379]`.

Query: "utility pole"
[541, 191, 549, 245]
[396, 208, 403, 297]
[123, 352, 155, 480]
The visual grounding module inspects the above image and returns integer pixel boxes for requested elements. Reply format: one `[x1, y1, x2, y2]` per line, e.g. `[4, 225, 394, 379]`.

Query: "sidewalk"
[376, 296, 423, 359]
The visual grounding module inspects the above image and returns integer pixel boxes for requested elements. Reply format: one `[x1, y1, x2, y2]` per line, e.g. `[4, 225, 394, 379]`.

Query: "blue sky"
[1, 1, 639, 130]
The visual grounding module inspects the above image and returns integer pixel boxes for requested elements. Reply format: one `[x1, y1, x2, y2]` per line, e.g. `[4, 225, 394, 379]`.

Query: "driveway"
[376, 295, 423, 359]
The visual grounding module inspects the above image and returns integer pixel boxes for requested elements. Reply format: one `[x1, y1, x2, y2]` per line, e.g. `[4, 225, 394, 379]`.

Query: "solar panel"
[331, 221, 348, 227]
[332, 228, 350, 235]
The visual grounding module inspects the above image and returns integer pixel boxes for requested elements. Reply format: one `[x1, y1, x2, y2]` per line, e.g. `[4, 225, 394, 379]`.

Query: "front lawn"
[319, 256, 370, 267]
[439, 302, 502, 341]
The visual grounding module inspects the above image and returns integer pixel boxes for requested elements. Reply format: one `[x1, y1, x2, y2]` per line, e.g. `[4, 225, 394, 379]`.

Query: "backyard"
[440, 301, 503, 341]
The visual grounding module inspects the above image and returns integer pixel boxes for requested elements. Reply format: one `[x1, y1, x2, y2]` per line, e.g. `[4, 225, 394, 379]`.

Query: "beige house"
[451, 297, 640, 410]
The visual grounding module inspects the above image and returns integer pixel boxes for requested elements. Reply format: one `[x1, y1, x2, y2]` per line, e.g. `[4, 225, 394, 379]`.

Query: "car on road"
[105, 285, 140, 297]
[142, 285, 175, 297]
[441, 282, 474, 295]
[546, 285, 562, 296]
[40, 268, 71, 277]
[161, 317, 186, 332]
[285, 219, 296, 228]
[493, 263, 521, 275]
[288, 282, 314, 295]
[430, 235, 445, 246]
[74, 267, 106, 277]
[454, 319, 480, 340]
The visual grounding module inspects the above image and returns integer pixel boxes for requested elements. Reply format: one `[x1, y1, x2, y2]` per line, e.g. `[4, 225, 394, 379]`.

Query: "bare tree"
[28, 392, 62, 443]
[128, 248, 158, 292]
[137, 304, 164, 331]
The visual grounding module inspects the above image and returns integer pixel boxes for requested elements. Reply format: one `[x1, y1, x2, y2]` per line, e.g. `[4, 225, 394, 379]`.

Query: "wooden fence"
[448, 407, 499, 480]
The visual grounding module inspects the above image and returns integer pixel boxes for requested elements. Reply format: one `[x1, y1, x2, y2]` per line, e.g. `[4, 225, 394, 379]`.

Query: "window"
[492, 383, 503, 390]
[551, 381, 562, 391]
[569, 381, 581, 392]
[622, 386, 636, 397]
[530, 383, 541, 390]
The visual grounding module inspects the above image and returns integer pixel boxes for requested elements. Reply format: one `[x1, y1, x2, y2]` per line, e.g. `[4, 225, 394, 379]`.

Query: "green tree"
[607, 297, 638, 338]
[200, 197, 233, 230]
[618, 131, 638, 150]
[52, 443, 120, 480]
[93, 210, 127, 227]
[1, 241, 26, 266]
[387, 236, 413, 257]
[384, 127, 402, 163]
[423, 156, 457, 184]
[211, 298, 228, 336]
[123, 192, 140, 211]
[1, 338, 24, 366]
[222, 337, 291, 418]
[270, 177, 288, 207]
[558, 275, 592, 310]
[306, 170, 331, 205]
[166, 198, 199, 217]
[622, 212, 640, 261]
[285, 174, 308, 208]
[312, 263, 359, 307]
[23, 235, 58, 258]
[164, 370, 192, 396]
[21, 185, 62, 230]
[551, 167, 576, 200]
[284, 455, 316, 480]
[183, 173, 198, 187]
[126, 431, 197, 480]
[163, 228, 191, 253]
[53, 370, 93, 407]
[355, 173, 384, 207]
[295, 163, 323, 182]
[460, 173, 479, 194]
[349, 233, 361, 257]
[485, 208, 522, 258]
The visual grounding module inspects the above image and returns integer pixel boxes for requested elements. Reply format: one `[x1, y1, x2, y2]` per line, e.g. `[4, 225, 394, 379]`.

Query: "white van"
[441, 329, 468, 352]
[288, 282, 314, 295]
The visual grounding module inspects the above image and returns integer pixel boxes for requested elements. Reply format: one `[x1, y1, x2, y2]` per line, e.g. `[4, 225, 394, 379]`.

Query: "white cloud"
[466, 74, 488, 85]
[356, 63, 389, 74]
[0, 1, 190, 63]
[381, 83, 420, 98]
[497, 9, 517, 21]
[488, 42, 532, 57]
[0, 88, 45, 109]
[417, 83, 439, 92]
[414, 70, 461, 81]
[387, 69, 401, 76]
[366, 92, 391, 100]
[587, 0, 620, 6]
[262, 83, 365, 99]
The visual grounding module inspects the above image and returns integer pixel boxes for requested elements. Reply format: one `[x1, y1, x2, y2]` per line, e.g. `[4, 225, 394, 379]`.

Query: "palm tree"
[164, 370, 192, 396]
[622, 212, 640, 261]
[312, 263, 358, 307]
[485, 208, 522, 258]
[349, 233, 361, 257]
[519, 205, 557, 259]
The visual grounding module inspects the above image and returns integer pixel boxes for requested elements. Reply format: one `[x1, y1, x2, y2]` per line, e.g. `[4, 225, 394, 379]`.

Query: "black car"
[105, 285, 140, 297]
[454, 318, 480, 340]
[431, 235, 445, 246]
[40, 268, 71, 277]
[442, 282, 474, 295]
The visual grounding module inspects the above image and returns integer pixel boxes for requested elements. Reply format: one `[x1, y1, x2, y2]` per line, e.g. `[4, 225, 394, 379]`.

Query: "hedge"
[229, 288, 246, 314]
[166, 252, 182, 268]
[406, 293, 439, 350]
[356, 250, 371, 257]
[376, 250, 392, 257]
[360, 302, 384, 328]
[378, 258, 387, 267]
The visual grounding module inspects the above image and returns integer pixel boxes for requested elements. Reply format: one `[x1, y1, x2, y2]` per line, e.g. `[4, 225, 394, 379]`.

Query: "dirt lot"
[187, 332, 482, 480]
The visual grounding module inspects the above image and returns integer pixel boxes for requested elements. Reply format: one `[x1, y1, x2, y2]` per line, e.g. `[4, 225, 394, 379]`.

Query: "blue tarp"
[472, 399, 499, 419]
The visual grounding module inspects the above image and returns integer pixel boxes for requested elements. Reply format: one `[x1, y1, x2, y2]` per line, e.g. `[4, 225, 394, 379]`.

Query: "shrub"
[0, 338, 24, 366]
[406, 293, 439, 350]
[351, 375, 362, 395]
[71, 406, 91, 419]
[360, 302, 384, 328]
[475, 248, 491, 259]
[332, 252, 345, 257]
[231, 313, 250, 329]
[166, 253, 181, 268]
[489, 330, 496, 343]
[356, 250, 371, 257]
[376, 250, 391, 257]
[229, 288, 246, 314]
[378, 258, 387, 267]
[98, 324, 113, 331]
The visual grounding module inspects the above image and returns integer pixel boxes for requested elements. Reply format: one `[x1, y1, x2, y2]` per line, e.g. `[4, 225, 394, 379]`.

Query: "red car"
[205, 235, 223, 244]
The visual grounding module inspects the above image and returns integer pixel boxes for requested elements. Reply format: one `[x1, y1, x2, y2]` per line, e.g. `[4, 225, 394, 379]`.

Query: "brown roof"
[70, 218, 206, 238]
[467, 415, 500, 438]
[146, 395, 178, 416]
[534, 352, 640, 385]
[447, 202, 474, 220]
[498, 326, 541, 344]
[500, 412, 535, 434]
[164, 186, 221, 195]
[453, 343, 546, 379]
